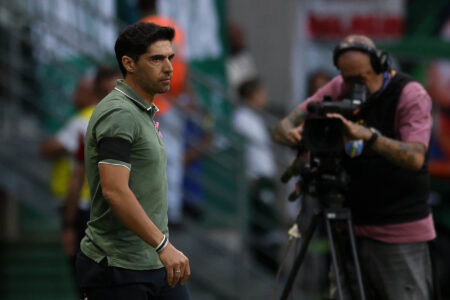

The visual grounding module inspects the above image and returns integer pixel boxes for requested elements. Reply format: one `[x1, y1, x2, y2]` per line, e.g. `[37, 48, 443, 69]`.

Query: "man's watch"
[365, 127, 380, 149]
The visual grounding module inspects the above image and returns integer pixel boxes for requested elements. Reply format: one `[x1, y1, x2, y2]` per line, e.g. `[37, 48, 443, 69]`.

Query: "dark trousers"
[75, 252, 190, 300]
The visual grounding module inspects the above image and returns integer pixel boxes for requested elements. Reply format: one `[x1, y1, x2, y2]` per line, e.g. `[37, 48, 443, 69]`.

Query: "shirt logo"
[155, 121, 163, 138]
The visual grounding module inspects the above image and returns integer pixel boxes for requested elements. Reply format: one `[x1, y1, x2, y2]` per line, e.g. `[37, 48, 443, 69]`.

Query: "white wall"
[227, 0, 300, 113]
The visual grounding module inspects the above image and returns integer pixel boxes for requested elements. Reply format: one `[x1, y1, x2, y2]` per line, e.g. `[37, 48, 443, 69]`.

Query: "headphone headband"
[333, 41, 390, 74]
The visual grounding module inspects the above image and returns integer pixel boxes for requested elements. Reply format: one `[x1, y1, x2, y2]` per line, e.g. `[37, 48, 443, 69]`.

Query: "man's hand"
[158, 243, 191, 287]
[326, 113, 426, 171]
[286, 125, 303, 145]
[326, 113, 372, 142]
[274, 107, 307, 146]
[274, 119, 304, 146]
[99, 163, 192, 283]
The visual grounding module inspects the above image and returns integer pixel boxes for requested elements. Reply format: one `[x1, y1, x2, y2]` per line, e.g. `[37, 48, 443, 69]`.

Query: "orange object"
[153, 94, 171, 115]
[140, 15, 188, 112]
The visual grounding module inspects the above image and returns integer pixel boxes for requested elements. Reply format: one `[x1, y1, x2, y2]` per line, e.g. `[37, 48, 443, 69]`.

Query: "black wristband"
[155, 235, 169, 254]
[365, 127, 379, 149]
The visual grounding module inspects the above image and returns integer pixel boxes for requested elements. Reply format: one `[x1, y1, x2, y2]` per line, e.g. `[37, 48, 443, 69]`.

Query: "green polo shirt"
[80, 79, 168, 270]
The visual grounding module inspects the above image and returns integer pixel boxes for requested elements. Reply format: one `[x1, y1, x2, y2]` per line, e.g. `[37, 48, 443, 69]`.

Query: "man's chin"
[158, 86, 171, 94]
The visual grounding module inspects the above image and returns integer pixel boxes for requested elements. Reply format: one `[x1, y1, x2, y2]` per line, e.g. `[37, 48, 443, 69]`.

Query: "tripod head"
[281, 149, 350, 207]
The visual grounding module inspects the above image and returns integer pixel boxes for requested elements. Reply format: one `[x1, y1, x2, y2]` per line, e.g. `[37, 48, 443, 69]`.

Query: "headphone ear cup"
[370, 53, 381, 74]
[370, 50, 389, 74]
[378, 51, 389, 73]
[333, 46, 341, 69]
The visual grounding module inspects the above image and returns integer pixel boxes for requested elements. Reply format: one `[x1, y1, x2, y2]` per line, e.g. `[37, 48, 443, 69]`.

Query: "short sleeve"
[94, 109, 137, 170]
[95, 108, 137, 144]
[395, 82, 432, 147]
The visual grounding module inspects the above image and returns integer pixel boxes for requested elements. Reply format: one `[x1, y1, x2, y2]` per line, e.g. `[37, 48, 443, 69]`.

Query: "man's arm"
[41, 117, 83, 159]
[372, 136, 426, 171]
[99, 163, 190, 286]
[40, 138, 69, 159]
[273, 106, 307, 146]
[274, 76, 343, 146]
[61, 162, 85, 256]
[328, 113, 426, 171]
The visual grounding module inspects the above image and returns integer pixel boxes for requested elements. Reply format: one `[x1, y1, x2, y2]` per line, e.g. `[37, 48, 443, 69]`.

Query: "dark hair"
[238, 78, 261, 100]
[114, 22, 175, 76]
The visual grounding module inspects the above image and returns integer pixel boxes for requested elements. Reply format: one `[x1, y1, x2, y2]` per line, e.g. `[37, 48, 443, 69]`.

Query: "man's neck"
[123, 77, 155, 105]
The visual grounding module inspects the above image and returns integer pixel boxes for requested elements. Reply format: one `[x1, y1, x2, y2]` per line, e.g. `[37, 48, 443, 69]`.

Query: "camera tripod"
[279, 193, 366, 300]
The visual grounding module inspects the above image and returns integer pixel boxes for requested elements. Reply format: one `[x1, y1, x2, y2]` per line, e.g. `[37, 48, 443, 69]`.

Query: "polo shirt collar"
[114, 79, 159, 118]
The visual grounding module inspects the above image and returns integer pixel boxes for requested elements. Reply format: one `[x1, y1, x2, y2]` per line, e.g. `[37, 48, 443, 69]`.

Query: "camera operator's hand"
[274, 107, 307, 146]
[286, 125, 304, 145]
[326, 113, 372, 142]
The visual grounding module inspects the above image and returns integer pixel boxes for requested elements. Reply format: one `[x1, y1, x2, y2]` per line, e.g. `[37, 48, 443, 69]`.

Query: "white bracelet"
[155, 235, 168, 253]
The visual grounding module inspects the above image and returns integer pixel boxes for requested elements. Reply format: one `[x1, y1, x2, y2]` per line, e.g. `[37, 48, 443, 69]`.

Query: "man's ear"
[122, 56, 135, 74]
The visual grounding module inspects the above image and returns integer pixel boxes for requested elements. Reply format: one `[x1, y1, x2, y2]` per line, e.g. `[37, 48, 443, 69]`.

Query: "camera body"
[302, 83, 368, 155]
[281, 83, 368, 199]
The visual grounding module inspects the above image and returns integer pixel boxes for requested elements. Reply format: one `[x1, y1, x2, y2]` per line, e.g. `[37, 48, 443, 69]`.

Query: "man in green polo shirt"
[76, 22, 190, 299]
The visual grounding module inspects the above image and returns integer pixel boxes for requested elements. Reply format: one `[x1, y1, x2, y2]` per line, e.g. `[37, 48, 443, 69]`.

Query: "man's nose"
[163, 59, 173, 73]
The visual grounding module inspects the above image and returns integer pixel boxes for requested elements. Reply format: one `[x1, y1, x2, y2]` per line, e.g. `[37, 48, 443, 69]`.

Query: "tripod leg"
[346, 219, 366, 300]
[279, 212, 321, 300]
[325, 218, 345, 300]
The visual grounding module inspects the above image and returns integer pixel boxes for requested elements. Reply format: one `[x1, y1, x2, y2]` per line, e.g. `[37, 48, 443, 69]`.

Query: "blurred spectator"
[233, 78, 276, 181]
[307, 70, 332, 97]
[425, 5, 450, 299]
[40, 76, 96, 210]
[427, 21, 450, 179]
[40, 66, 120, 281]
[182, 104, 215, 221]
[226, 23, 258, 97]
[232, 78, 280, 271]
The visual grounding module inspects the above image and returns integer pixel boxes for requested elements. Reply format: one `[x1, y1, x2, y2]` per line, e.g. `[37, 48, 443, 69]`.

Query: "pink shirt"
[299, 75, 436, 243]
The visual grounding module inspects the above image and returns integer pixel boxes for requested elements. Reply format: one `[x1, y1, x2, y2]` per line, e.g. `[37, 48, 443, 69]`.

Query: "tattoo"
[373, 136, 426, 170]
[287, 108, 307, 125]
[274, 107, 307, 146]
[274, 119, 291, 145]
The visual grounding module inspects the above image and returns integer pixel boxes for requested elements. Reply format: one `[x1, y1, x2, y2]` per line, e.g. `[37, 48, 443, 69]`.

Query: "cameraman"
[274, 35, 437, 300]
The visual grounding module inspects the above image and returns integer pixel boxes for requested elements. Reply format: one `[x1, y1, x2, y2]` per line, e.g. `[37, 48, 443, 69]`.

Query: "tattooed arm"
[327, 113, 426, 171]
[273, 106, 308, 146]
[371, 136, 426, 171]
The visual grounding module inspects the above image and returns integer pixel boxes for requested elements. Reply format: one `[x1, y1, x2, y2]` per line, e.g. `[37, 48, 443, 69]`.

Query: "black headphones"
[333, 42, 390, 74]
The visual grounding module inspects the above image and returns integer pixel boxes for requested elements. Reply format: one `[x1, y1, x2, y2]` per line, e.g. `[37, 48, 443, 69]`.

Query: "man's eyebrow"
[149, 53, 175, 60]
[150, 54, 165, 60]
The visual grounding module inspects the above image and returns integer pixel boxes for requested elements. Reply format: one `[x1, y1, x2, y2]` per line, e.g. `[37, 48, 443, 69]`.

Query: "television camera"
[278, 83, 369, 300]
[281, 82, 368, 200]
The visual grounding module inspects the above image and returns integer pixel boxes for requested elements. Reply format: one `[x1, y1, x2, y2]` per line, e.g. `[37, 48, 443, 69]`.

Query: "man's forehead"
[146, 40, 174, 55]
